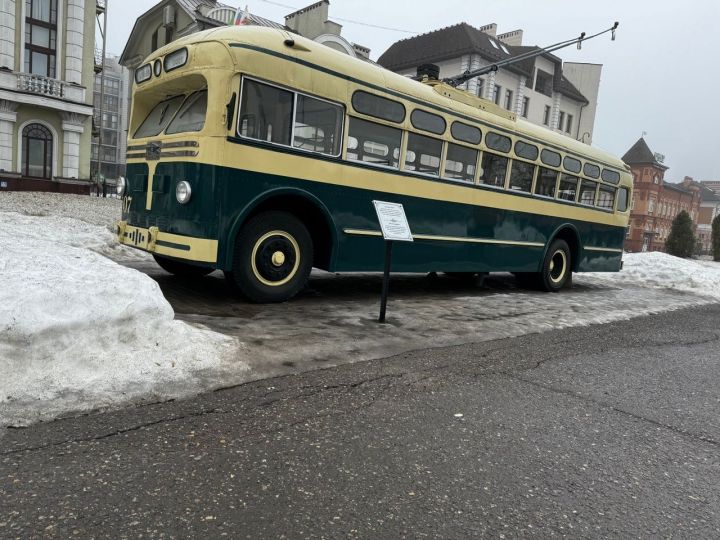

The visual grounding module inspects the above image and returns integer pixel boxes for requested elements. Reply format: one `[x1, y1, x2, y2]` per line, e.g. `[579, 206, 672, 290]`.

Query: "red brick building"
[622, 138, 701, 253]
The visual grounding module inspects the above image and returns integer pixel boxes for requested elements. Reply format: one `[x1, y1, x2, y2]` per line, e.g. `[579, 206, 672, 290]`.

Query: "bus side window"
[617, 187, 629, 212]
[579, 179, 598, 206]
[347, 117, 401, 168]
[509, 160, 535, 192]
[534, 167, 558, 198]
[405, 133, 441, 175]
[239, 79, 293, 145]
[558, 174, 578, 201]
[597, 186, 616, 210]
[444, 143, 477, 183]
[293, 94, 343, 156]
[479, 152, 508, 188]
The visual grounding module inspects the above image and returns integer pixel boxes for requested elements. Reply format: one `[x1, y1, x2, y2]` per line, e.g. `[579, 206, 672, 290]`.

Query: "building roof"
[622, 137, 669, 170]
[377, 23, 587, 104]
[700, 185, 720, 202]
[664, 182, 694, 195]
[378, 23, 520, 73]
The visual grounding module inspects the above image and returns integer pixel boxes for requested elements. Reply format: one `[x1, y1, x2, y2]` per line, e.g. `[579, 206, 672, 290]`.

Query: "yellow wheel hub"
[250, 231, 300, 287]
[271, 251, 286, 267]
[549, 250, 567, 284]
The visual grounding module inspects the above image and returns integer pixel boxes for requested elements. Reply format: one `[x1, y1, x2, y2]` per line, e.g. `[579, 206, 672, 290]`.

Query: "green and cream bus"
[117, 26, 632, 303]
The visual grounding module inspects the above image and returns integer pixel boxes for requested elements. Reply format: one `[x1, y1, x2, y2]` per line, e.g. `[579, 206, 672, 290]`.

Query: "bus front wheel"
[538, 239, 571, 292]
[225, 211, 313, 303]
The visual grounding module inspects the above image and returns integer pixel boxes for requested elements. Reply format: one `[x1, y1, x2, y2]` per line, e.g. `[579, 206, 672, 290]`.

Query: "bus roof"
[146, 25, 628, 173]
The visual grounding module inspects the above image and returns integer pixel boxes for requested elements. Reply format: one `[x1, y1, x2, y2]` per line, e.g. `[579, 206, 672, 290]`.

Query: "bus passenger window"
[239, 79, 293, 146]
[563, 156, 582, 174]
[597, 186, 616, 209]
[293, 95, 343, 156]
[583, 162, 600, 179]
[444, 143, 477, 183]
[347, 117, 401, 168]
[534, 167, 558, 197]
[479, 152, 508, 188]
[602, 169, 621, 185]
[579, 180, 598, 206]
[485, 132, 512, 153]
[405, 133, 442, 175]
[509, 160, 535, 192]
[451, 121, 481, 145]
[617, 187, 629, 212]
[515, 140, 539, 161]
[540, 149, 561, 168]
[558, 174, 578, 201]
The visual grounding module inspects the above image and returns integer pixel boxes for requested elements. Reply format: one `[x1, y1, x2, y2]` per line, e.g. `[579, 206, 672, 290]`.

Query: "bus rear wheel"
[538, 239, 571, 292]
[153, 254, 213, 278]
[225, 211, 313, 303]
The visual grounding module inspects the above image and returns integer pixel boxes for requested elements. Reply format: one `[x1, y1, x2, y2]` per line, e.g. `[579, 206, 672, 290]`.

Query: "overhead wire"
[256, 0, 420, 34]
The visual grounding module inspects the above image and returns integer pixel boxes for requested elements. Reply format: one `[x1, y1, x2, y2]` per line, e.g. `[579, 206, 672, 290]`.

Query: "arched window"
[22, 123, 53, 179]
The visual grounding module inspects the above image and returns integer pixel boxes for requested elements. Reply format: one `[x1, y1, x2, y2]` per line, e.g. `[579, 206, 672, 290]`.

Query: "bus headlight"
[176, 181, 192, 204]
[116, 176, 127, 197]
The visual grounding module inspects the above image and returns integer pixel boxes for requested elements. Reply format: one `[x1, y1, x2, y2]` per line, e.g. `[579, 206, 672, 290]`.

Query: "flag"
[234, 5, 250, 25]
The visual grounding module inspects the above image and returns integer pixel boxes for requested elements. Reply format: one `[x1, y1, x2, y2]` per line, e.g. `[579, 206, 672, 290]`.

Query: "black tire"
[224, 211, 313, 303]
[153, 254, 213, 277]
[538, 239, 572, 292]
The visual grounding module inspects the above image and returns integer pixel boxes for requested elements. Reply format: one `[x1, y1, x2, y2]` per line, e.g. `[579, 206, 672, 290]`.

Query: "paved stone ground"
[2, 305, 720, 538]
[122, 260, 713, 387]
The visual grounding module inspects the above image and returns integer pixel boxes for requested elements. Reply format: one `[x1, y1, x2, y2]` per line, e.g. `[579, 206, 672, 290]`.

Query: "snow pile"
[0, 212, 244, 427]
[580, 252, 720, 300]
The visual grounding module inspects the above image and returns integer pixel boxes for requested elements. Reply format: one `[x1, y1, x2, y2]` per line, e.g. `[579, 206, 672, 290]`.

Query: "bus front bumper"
[116, 221, 218, 263]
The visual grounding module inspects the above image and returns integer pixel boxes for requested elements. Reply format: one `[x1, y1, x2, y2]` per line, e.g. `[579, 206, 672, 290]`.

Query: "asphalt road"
[2, 304, 720, 538]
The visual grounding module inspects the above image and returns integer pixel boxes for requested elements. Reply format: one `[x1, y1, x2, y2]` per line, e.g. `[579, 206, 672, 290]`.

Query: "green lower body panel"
[122, 161, 625, 274]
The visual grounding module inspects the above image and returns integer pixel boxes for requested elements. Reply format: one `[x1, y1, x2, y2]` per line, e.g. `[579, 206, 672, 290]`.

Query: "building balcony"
[94, 49, 104, 74]
[0, 71, 90, 113]
[96, 0, 106, 15]
[17, 73, 65, 98]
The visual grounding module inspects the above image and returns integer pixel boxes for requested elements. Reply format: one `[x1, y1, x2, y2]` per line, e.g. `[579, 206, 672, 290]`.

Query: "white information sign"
[372, 200, 413, 242]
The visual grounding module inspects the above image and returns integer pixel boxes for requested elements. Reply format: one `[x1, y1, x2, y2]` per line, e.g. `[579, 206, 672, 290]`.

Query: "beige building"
[120, 0, 369, 71]
[0, 0, 97, 193]
[378, 23, 601, 144]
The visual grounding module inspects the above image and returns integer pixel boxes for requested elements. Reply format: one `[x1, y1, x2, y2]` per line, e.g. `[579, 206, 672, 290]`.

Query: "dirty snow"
[0, 195, 244, 427]
[1, 192, 719, 427]
[579, 252, 720, 300]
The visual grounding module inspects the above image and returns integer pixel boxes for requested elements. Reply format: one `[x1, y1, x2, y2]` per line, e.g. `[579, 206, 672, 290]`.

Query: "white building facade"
[0, 0, 97, 193]
[378, 23, 602, 144]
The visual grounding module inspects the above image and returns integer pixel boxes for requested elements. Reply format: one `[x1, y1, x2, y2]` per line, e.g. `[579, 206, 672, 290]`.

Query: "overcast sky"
[106, 0, 720, 181]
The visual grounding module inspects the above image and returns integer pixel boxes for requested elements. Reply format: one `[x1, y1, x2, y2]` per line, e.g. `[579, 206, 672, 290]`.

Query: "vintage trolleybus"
[117, 26, 632, 303]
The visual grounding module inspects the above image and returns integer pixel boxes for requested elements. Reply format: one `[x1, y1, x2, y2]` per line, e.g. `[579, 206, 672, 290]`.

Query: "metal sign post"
[372, 201, 413, 323]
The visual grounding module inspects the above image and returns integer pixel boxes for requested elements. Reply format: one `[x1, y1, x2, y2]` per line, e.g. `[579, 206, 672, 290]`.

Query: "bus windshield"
[166, 91, 208, 135]
[134, 95, 185, 138]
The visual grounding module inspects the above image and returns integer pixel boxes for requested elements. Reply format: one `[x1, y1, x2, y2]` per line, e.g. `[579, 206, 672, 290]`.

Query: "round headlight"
[116, 176, 126, 197]
[176, 181, 192, 204]
[154, 59, 162, 77]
